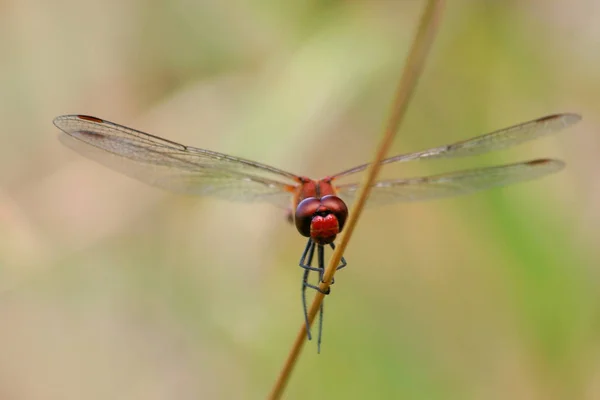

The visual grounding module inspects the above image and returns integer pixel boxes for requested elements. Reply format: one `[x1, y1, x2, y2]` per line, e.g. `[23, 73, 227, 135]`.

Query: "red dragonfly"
[54, 112, 580, 351]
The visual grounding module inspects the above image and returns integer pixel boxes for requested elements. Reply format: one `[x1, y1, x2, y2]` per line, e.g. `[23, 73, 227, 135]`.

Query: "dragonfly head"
[294, 195, 348, 245]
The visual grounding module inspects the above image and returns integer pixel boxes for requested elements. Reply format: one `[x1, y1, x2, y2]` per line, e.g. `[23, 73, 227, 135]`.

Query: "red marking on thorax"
[292, 176, 337, 211]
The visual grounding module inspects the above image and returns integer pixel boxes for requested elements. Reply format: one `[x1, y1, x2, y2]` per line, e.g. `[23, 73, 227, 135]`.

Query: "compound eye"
[320, 195, 348, 232]
[294, 197, 321, 237]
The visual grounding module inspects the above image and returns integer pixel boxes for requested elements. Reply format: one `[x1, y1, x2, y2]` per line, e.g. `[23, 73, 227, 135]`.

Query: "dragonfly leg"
[298, 238, 314, 267]
[330, 243, 347, 271]
[299, 239, 323, 273]
[301, 267, 312, 341]
[327, 243, 348, 285]
[299, 239, 330, 294]
[317, 244, 326, 284]
[303, 282, 331, 294]
[297, 240, 339, 353]
[316, 244, 326, 353]
[318, 297, 324, 354]
[300, 239, 316, 340]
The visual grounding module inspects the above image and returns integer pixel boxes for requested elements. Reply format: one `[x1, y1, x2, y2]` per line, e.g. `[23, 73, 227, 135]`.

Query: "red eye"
[320, 195, 348, 232]
[295, 197, 321, 237]
[294, 195, 349, 244]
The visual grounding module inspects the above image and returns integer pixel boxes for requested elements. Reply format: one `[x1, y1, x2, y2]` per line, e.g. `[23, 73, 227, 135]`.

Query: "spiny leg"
[317, 243, 325, 353]
[299, 240, 327, 274]
[299, 239, 316, 340]
[299, 238, 314, 267]
[300, 240, 330, 293]
[302, 267, 311, 340]
[330, 242, 347, 270]
[298, 240, 348, 352]
[327, 242, 347, 285]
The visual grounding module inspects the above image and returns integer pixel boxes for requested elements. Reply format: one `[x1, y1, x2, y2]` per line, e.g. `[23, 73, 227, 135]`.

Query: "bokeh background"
[1, 1, 599, 399]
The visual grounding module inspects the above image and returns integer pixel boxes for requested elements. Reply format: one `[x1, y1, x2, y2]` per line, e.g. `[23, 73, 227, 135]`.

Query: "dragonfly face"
[294, 194, 348, 245]
[289, 177, 348, 244]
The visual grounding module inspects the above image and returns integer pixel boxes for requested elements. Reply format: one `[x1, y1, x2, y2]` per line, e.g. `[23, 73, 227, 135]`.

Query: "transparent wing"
[332, 113, 580, 179]
[335, 159, 564, 206]
[54, 115, 300, 208]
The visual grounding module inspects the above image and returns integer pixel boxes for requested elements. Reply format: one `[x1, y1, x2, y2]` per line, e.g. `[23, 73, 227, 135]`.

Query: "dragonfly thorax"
[294, 195, 348, 245]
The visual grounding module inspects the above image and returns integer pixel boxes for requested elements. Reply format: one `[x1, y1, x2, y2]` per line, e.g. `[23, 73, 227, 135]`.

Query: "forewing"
[54, 115, 298, 208]
[335, 159, 564, 207]
[332, 113, 580, 179]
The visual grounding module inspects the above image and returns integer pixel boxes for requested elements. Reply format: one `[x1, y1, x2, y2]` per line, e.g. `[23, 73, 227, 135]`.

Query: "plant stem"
[268, 2, 445, 399]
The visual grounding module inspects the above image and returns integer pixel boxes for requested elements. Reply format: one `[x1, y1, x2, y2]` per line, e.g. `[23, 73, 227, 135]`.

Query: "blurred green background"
[1, 1, 599, 399]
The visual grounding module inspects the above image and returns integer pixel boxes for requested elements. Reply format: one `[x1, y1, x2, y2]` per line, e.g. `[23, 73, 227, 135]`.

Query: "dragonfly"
[54, 112, 581, 352]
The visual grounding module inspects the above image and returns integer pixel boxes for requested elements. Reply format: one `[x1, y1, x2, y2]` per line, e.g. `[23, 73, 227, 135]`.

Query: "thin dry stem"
[268, 2, 445, 399]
